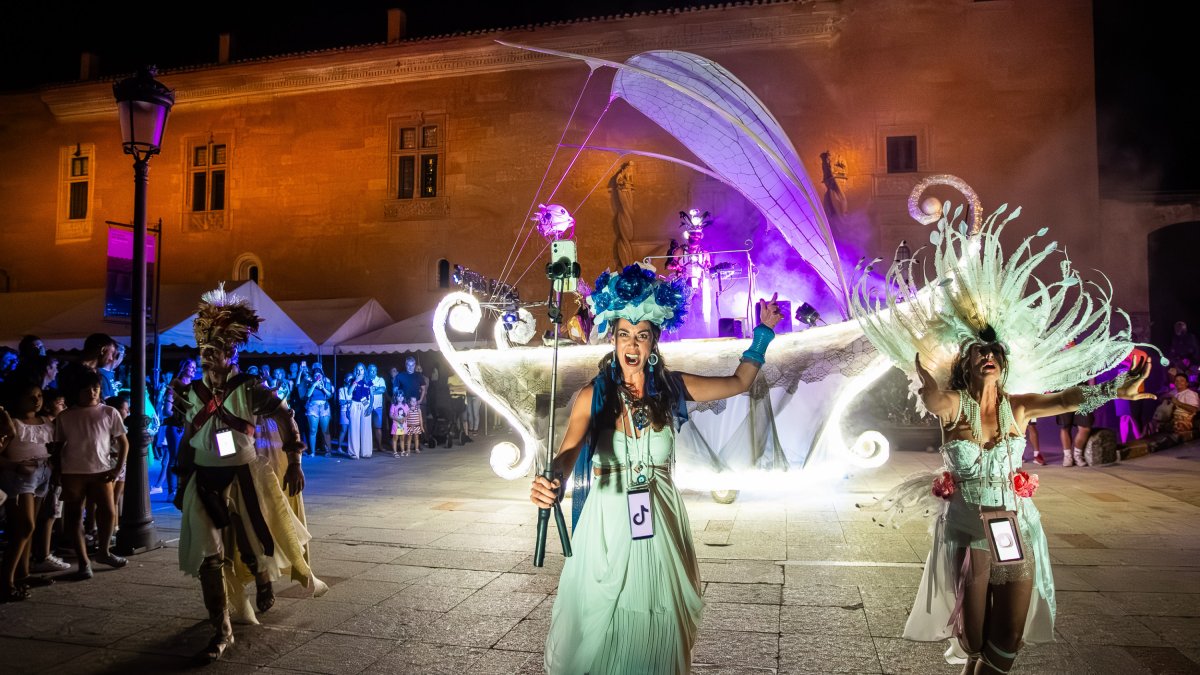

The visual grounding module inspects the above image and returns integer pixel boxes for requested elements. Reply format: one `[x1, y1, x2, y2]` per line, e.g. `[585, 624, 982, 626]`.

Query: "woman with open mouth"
[531, 262, 782, 674]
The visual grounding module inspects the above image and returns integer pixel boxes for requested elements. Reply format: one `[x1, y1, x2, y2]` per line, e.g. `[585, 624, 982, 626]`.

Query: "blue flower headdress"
[586, 263, 690, 333]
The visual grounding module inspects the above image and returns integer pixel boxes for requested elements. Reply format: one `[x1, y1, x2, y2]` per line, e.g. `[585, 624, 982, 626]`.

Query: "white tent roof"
[0, 288, 99, 348]
[1, 284, 208, 351]
[276, 297, 393, 350]
[158, 280, 318, 354]
[335, 309, 479, 355]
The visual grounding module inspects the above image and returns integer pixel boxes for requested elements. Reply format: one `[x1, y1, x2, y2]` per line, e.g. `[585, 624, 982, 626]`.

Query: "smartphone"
[985, 515, 1024, 563]
[550, 240, 578, 293]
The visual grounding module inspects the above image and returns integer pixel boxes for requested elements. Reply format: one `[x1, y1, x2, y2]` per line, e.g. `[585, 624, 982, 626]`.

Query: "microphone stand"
[534, 260, 576, 567]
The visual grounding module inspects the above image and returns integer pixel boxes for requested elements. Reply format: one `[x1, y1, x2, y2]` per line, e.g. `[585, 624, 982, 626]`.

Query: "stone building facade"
[0, 0, 1128, 326]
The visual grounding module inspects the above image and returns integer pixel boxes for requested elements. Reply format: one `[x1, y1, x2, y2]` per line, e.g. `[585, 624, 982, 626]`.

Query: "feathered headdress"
[586, 263, 690, 333]
[850, 202, 1154, 411]
[194, 283, 262, 352]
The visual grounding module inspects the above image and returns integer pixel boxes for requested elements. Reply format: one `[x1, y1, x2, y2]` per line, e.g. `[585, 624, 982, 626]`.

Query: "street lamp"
[113, 66, 174, 555]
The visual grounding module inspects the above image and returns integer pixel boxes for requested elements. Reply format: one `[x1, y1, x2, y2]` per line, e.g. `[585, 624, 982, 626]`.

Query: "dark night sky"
[2, 1, 1194, 194]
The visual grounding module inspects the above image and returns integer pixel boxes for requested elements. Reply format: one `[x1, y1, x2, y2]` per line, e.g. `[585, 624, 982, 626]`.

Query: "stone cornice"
[39, 3, 841, 120]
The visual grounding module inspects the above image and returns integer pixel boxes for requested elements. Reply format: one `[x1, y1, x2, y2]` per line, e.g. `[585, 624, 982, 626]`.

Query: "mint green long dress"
[544, 427, 704, 674]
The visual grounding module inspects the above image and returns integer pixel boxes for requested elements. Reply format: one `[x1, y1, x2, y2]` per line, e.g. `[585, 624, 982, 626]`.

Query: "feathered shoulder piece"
[194, 282, 262, 352]
[850, 202, 1155, 409]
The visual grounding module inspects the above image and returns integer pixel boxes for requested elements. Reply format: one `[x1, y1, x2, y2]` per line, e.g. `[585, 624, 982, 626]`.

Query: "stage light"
[795, 302, 821, 327]
[502, 305, 519, 331]
[678, 208, 712, 239]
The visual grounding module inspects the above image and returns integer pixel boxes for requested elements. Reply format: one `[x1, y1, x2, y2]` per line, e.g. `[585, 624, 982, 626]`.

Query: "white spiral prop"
[434, 292, 540, 479]
[489, 441, 533, 480]
[848, 430, 890, 469]
[447, 299, 482, 334]
[807, 356, 894, 469]
[907, 174, 982, 234]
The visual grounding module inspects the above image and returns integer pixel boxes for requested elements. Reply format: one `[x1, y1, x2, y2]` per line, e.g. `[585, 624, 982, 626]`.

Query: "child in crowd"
[29, 388, 70, 575]
[389, 388, 407, 457]
[0, 383, 55, 601]
[104, 394, 131, 518]
[54, 369, 128, 580]
[404, 397, 423, 456]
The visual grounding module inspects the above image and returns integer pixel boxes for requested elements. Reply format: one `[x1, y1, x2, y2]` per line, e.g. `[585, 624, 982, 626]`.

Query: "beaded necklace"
[616, 386, 655, 488]
[618, 384, 650, 432]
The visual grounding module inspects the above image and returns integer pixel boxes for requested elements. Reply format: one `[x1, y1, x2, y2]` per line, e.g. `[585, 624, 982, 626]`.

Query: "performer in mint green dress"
[530, 263, 782, 674]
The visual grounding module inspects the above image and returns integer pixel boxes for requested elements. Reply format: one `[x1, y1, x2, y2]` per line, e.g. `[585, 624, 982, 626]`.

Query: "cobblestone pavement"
[3, 432, 1199, 674]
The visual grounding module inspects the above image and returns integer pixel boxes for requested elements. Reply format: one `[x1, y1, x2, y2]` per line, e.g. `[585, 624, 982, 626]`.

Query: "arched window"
[437, 258, 450, 288]
[233, 253, 264, 286]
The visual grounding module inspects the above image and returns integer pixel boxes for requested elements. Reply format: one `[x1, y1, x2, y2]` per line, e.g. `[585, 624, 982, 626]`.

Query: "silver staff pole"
[533, 244, 578, 567]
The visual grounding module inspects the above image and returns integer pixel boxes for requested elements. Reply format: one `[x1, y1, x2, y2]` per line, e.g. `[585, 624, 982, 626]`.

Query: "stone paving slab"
[2, 432, 1199, 673]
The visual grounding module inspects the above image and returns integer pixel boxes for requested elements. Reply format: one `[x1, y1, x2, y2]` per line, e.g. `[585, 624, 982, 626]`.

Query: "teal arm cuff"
[740, 324, 776, 365]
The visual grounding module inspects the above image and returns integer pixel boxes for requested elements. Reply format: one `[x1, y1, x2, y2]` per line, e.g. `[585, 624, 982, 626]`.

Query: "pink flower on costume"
[1013, 470, 1039, 498]
[932, 471, 956, 500]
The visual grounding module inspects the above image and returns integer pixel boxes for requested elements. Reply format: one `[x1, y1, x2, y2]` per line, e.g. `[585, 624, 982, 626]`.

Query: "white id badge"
[627, 488, 654, 540]
[982, 511, 1025, 564]
[214, 428, 237, 457]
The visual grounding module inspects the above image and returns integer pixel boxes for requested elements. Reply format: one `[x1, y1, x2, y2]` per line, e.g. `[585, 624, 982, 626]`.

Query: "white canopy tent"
[158, 280, 318, 354]
[334, 309, 480, 355]
[276, 297, 393, 354]
[0, 288, 100, 349]
[1, 284, 209, 351]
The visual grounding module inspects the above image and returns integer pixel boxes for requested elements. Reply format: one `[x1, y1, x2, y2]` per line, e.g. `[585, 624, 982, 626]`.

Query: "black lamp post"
[113, 66, 174, 555]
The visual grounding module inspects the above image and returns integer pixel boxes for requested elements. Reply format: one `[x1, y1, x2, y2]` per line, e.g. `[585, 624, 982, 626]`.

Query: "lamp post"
[113, 66, 174, 555]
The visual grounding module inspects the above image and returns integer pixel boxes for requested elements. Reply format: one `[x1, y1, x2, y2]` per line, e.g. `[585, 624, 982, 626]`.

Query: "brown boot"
[198, 560, 235, 662]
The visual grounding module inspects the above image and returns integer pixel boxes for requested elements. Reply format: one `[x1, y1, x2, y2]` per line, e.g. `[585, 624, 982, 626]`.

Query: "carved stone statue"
[820, 151, 848, 220]
[611, 161, 636, 268]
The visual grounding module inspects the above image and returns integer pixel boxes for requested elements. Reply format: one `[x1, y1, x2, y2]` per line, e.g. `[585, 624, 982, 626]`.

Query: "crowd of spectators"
[0, 332, 485, 603]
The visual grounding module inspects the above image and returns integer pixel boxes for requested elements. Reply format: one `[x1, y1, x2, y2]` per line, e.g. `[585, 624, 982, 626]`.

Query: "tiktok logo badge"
[633, 504, 649, 526]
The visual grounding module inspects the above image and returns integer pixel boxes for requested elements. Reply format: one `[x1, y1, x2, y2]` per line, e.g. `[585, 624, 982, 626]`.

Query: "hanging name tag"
[214, 428, 237, 457]
[627, 487, 654, 540]
[981, 511, 1025, 564]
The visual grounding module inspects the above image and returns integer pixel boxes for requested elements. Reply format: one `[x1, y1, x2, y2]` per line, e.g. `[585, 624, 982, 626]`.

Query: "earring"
[647, 353, 659, 397]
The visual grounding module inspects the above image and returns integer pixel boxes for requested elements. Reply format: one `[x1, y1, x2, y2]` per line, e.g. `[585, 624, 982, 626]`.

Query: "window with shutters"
[189, 140, 228, 212]
[386, 114, 448, 220]
[56, 144, 95, 241]
[183, 134, 232, 231]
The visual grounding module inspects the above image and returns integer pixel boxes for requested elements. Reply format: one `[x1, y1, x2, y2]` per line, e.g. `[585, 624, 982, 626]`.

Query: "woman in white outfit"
[346, 363, 373, 459]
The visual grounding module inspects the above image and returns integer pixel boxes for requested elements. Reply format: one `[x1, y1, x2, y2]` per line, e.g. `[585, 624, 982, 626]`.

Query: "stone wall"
[0, 0, 1104, 325]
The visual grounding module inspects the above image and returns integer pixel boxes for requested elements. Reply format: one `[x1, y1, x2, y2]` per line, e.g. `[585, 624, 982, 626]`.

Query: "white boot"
[1073, 447, 1087, 467]
[1062, 449, 1074, 467]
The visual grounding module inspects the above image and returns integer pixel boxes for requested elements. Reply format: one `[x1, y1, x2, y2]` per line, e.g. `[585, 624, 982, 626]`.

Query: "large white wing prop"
[499, 42, 850, 319]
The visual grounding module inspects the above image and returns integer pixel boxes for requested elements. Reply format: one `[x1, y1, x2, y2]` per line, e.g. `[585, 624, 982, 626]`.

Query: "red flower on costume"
[1013, 470, 1039, 498]
[932, 471, 956, 500]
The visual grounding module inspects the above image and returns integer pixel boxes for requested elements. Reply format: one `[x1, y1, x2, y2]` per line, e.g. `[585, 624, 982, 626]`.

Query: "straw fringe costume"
[176, 284, 326, 661]
[850, 203, 1150, 665]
